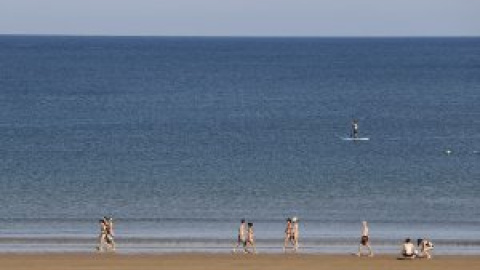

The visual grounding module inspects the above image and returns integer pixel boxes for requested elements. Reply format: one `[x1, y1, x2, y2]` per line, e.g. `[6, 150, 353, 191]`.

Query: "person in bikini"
[417, 238, 434, 259]
[244, 222, 257, 254]
[97, 219, 108, 251]
[104, 216, 116, 251]
[283, 218, 293, 252]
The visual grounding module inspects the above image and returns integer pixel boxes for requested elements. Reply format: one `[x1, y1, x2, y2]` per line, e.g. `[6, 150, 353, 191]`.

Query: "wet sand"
[0, 253, 479, 270]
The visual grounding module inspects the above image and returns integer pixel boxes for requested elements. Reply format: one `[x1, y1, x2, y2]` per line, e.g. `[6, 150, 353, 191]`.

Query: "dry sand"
[0, 253, 479, 270]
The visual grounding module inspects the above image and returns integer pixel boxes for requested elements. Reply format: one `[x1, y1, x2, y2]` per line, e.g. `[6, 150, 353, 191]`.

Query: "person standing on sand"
[292, 217, 299, 252]
[283, 218, 293, 252]
[245, 222, 257, 254]
[357, 221, 373, 257]
[233, 219, 246, 253]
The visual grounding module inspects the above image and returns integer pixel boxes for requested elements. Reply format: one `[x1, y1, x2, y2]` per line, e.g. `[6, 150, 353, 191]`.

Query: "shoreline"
[1, 242, 479, 255]
[1, 252, 480, 257]
[0, 253, 479, 270]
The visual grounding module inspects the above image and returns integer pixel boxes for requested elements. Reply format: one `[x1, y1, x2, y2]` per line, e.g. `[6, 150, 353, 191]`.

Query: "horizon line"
[1, 33, 479, 39]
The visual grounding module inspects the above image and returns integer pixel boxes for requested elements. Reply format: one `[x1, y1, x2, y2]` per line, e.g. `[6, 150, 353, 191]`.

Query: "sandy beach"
[0, 253, 478, 270]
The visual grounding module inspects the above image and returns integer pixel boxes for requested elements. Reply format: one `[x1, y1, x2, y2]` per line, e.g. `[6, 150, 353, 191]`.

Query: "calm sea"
[0, 36, 479, 254]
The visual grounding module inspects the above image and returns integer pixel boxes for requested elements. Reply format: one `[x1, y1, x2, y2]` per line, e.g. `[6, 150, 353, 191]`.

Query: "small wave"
[1, 236, 479, 247]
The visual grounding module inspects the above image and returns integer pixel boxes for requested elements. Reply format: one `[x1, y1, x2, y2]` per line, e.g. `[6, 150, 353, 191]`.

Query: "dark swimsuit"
[361, 236, 369, 245]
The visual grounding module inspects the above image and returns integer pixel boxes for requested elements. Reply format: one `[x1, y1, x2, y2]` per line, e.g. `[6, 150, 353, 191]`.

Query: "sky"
[0, 0, 479, 36]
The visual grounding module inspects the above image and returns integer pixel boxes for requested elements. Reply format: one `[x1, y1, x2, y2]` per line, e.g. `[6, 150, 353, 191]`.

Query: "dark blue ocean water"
[0, 36, 479, 253]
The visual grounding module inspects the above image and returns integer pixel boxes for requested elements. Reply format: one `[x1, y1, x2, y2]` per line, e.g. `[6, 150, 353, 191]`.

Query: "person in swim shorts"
[233, 219, 246, 253]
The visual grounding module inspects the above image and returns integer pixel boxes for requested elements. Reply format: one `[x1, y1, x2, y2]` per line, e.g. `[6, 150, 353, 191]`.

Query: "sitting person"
[401, 238, 416, 259]
[417, 238, 434, 259]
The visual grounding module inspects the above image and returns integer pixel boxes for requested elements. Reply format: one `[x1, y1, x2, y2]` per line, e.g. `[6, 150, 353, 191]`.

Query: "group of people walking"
[97, 217, 433, 258]
[283, 217, 299, 252]
[233, 216, 300, 254]
[233, 219, 256, 254]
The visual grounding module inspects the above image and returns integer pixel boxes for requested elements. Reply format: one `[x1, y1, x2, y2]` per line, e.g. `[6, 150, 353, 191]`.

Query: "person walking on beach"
[283, 218, 293, 252]
[97, 219, 108, 251]
[357, 221, 373, 257]
[292, 217, 299, 252]
[104, 216, 116, 251]
[233, 219, 246, 253]
[97, 217, 115, 252]
[244, 222, 256, 254]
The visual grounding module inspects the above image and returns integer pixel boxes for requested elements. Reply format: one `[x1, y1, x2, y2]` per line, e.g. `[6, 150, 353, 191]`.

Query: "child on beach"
[244, 222, 256, 254]
[233, 219, 246, 253]
[357, 221, 373, 257]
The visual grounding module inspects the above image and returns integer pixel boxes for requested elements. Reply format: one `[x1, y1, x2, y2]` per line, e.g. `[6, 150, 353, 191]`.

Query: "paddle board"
[341, 137, 370, 141]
